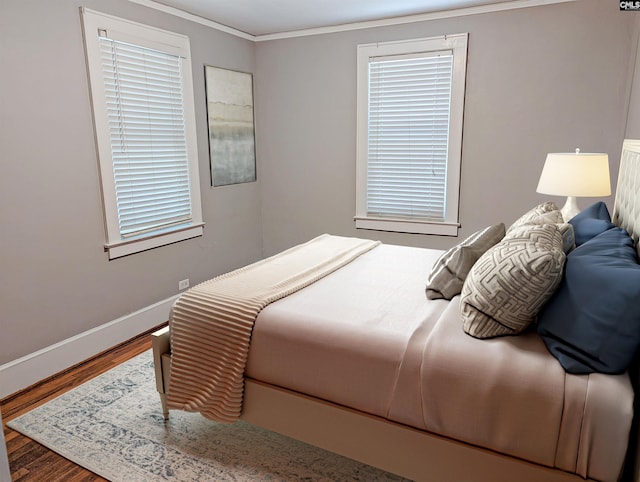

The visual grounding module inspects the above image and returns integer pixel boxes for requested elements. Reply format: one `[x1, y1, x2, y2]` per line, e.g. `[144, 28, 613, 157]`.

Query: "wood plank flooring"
[1, 324, 165, 481]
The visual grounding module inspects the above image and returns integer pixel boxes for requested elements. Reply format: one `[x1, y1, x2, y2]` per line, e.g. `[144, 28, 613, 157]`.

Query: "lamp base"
[560, 196, 580, 222]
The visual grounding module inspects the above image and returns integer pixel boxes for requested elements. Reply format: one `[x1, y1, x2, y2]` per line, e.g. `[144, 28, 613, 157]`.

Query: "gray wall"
[256, 0, 637, 255]
[0, 0, 262, 365]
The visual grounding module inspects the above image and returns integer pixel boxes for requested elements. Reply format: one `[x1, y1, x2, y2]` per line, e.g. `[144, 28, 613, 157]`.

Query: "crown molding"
[127, 0, 255, 40]
[127, 0, 577, 42]
[255, 0, 577, 41]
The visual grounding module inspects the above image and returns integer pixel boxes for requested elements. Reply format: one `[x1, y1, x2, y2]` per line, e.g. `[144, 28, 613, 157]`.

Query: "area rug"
[8, 350, 407, 481]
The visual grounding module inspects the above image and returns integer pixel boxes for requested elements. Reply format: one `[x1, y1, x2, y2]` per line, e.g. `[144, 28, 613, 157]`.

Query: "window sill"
[105, 223, 204, 259]
[354, 216, 459, 236]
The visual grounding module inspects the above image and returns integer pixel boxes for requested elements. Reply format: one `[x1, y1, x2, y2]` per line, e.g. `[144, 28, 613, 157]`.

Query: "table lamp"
[536, 148, 611, 221]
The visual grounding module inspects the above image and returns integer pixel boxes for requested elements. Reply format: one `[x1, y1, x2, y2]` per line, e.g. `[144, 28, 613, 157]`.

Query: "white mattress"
[245, 243, 633, 482]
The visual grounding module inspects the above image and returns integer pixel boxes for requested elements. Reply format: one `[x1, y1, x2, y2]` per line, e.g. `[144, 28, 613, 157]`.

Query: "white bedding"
[166, 234, 379, 422]
[246, 243, 633, 482]
[247, 244, 446, 417]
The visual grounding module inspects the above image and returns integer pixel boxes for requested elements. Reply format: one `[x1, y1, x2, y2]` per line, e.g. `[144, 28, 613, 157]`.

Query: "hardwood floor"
[0, 324, 166, 481]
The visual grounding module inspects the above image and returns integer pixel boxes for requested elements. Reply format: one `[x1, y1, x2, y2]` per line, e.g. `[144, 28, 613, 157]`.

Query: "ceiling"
[141, 0, 532, 37]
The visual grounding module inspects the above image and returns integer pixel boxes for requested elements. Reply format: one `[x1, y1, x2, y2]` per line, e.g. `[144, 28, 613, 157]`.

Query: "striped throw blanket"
[166, 234, 380, 422]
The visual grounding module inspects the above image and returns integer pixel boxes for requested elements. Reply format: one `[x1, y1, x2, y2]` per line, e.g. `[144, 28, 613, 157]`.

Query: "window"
[82, 8, 203, 259]
[355, 34, 468, 236]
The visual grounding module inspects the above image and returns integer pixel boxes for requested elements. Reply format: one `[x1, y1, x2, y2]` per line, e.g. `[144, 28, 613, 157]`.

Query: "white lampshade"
[536, 149, 611, 221]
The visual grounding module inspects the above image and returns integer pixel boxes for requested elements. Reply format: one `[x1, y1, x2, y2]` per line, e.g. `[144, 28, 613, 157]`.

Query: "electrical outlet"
[178, 279, 190, 290]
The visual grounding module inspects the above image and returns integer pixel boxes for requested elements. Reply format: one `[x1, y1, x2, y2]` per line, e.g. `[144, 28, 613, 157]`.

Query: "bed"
[152, 139, 640, 482]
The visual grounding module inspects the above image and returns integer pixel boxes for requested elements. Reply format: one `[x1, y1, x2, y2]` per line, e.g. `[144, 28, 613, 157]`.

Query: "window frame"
[81, 8, 204, 259]
[355, 33, 468, 236]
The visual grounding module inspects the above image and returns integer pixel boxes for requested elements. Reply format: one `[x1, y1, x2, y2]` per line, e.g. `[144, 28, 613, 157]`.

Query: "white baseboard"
[0, 294, 179, 400]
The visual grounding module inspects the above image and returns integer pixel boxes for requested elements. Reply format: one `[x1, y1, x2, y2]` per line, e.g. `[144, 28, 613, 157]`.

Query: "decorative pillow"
[537, 227, 640, 374]
[460, 224, 566, 339]
[507, 201, 559, 233]
[507, 202, 574, 252]
[569, 201, 615, 247]
[426, 223, 506, 300]
[557, 223, 575, 253]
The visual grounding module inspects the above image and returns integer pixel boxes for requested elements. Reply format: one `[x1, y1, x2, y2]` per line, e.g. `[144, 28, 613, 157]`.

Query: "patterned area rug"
[8, 350, 407, 481]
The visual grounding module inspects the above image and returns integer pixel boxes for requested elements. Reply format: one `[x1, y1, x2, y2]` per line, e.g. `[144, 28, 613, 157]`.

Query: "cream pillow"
[507, 201, 559, 233]
[507, 201, 574, 253]
[426, 223, 505, 300]
[460, 224, 566, 338]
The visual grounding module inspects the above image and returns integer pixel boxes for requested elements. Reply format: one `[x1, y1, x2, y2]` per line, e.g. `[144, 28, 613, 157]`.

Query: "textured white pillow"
[426, 223, 505, 300]
[460, 224, 566, 338]
[507, 201, 559, 233]
[507, 201, 575, 253]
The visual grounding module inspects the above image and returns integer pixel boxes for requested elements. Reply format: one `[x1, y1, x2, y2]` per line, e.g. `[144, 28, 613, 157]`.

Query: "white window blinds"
[367, 52, 453, 222]
[99, 36, 193, 238]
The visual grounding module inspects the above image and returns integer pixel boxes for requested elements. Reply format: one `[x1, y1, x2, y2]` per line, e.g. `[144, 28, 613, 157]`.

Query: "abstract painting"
[205, 65, 256, 186]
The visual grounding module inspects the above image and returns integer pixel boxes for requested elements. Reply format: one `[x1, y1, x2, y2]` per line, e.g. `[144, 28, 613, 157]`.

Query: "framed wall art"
[205, 65, 256, 187]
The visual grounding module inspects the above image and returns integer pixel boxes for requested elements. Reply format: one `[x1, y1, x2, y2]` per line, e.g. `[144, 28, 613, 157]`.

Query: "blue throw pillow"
[569, 202, 615, 246]
[537, 227, 640, 374]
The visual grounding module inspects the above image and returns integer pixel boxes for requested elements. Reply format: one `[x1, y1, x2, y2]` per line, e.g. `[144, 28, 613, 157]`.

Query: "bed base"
[153, 326, 603, 482]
